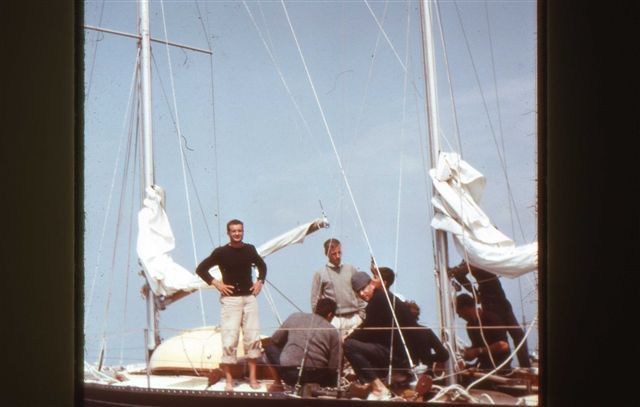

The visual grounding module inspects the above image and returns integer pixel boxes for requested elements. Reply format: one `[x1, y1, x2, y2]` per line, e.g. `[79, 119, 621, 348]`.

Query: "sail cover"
[429, 152, 537, 277]
[137, 185, 329, 296]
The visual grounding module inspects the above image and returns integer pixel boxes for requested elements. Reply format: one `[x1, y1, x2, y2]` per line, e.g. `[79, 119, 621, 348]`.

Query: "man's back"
[271, 312, 341, 369]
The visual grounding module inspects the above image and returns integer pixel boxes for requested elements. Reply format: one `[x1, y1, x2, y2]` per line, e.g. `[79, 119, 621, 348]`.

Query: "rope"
[159, 0, 206, 326]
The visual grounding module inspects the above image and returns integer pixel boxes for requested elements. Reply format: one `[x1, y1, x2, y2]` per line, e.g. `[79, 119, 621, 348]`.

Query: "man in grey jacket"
[310, 238, 366, 337]
[264, 298, 341, 390]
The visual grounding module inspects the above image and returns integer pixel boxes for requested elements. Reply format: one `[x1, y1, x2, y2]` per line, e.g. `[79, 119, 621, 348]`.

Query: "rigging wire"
[349, 0, 390, 150]
[159, 0, 206, 326]
[99, 64, 141, 366]
[363, 0, 406, 72]
[119, 82, 142, 366]
[433, 0, 464, 157]
[451, 0, 527, 243]
[84, 0, 106, 100]
[194, 0, 222, 246]
[86, 49, 141, 348]
[150, 54, 216, 249]
[280, 0, 416, 375]
[483, 0, 516, 242]
[387, 0, 413, 384]
[241, 0, 337, 205]
[262, 283, 283, 326]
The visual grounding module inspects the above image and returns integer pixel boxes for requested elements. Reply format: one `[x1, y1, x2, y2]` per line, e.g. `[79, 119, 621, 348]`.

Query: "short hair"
[376, 267, 395, 287]
[323, 238, 341, 255]
[455, 293, 477, 310]
[406, 300, 420, 320]
[226, 219, 243, 231]
[314, 298, 337, 318]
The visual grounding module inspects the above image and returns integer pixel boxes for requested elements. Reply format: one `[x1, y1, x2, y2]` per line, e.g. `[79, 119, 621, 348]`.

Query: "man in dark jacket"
[455, 293, 511, 372]
[449, 261, 531, 368]
[344, 269, 447, 400]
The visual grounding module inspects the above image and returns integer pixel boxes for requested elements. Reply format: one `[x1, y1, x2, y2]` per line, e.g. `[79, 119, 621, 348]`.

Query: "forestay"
[430, 152, 537, 277]
[137, 185, 328, 297]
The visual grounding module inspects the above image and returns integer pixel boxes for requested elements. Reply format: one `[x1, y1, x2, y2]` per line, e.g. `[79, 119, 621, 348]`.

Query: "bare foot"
[249, 382, 261, 390]
[207, 368, 224, 387]
[224, 382, 234, 391]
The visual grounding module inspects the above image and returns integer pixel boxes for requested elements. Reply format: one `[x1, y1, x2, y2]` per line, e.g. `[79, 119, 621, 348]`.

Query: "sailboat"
[83, 0, 539, 405]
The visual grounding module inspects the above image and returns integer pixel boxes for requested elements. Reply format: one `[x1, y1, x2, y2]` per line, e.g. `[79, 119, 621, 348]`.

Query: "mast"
[138, 0, 161, 355]
[419, 0, 457, 385]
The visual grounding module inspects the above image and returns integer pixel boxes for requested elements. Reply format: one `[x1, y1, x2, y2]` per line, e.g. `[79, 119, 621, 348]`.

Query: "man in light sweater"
[310, 238, 366, 338]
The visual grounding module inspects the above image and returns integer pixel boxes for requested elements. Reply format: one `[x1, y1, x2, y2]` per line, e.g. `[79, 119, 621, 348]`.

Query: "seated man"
[455, 293, 511, 372]
[264, 298, 341, 390]
[344, 270, 422, 400]
[403, 300, 449, 372]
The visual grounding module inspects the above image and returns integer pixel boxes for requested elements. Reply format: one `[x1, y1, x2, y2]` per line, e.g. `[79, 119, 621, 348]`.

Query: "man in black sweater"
[196, 219, 267, 391]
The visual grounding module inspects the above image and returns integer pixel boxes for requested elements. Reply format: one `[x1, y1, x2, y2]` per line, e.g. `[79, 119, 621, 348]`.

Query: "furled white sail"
[429, 152, 537, 277]
[137, 186, 204, 296]
[137, 185, 329, 296]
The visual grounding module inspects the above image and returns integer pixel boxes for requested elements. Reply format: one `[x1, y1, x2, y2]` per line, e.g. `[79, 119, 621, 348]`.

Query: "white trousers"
[331, 313, 363, 340]
[219, 295, 262, 364]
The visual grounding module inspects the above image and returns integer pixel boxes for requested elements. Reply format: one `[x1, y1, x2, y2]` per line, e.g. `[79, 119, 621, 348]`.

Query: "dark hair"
[226, 219, 243, 231]
[406, 300, 420, 320]
[323, 238, 341, 255]
[314, 298, 337, 318]
[455, 293, 476, 310]
[376, 267, 395, 287]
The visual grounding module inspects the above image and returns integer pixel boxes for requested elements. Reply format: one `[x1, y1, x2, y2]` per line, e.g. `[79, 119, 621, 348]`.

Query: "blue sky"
[83, 0, 538, 367]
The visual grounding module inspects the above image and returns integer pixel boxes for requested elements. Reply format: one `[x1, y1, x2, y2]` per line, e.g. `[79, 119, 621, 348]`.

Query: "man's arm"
[195, 251, 217, 284]
[195, 249, 235, 295]
[252, 245, 267, 281]
[463, 340, 509, 361]
[450, 263, 474, 293]
[424, 328, 450, 364]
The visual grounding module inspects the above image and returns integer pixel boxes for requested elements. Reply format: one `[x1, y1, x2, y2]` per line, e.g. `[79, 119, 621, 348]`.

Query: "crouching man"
[264, 298, 341, 391]
[343, 270, 420, 400]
